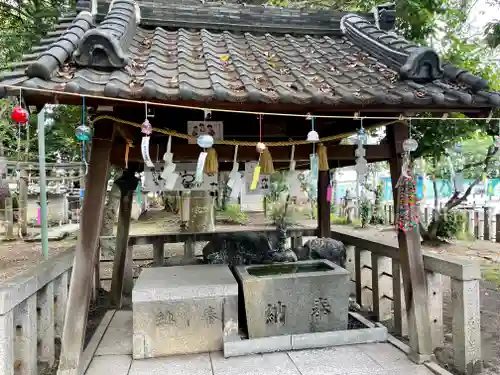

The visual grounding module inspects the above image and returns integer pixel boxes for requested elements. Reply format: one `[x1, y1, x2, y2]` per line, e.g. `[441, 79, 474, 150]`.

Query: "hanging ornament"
[197, 134, 214, 148]
[11, 106, 29, 124]
[227, 145, 242, 199]
[354, 125, 367, 177]
[75, 124, 92, 141]
[287, 144, 300, 196]
[306, 115, 319, 142]
[251, 114, 265, 190]
[396, 118, 419, 232]
[141, 119, 153, 135]
[140, 103, 155, 167]
[161, 136, 179, 190]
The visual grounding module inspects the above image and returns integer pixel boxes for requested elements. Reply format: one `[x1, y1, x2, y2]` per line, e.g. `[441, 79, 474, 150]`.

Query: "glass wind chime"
[307, 113, 319, 198]
[75, 96, 92, 175]
[396, 121, 419, 232]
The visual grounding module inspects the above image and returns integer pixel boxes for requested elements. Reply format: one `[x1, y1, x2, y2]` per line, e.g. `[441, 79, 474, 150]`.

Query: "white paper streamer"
[141, 136, 155, 168]
[195, 152, 208, 183]
[227, 145, 241, 190]
[229, 176, 242, 199]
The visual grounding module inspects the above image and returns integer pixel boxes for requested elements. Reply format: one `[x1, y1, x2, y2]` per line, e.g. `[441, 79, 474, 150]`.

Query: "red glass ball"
[11, 106, 29, 124]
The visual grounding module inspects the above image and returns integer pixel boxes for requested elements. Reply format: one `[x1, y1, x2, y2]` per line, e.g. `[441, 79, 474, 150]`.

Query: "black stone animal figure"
[202, 231, 297, 267]
[294, 238, 347, 268]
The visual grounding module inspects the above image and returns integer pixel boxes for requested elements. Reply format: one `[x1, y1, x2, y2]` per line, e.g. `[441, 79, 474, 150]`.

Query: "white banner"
[144, 163, 218, 192]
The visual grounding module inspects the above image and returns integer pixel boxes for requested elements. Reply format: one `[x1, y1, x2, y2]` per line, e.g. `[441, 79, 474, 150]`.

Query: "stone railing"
[330, 227, 481, 375]
[0, 249, 74, 375]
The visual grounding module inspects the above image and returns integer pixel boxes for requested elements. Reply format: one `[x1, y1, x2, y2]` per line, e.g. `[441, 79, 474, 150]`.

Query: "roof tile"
[1, 1, 499, 110]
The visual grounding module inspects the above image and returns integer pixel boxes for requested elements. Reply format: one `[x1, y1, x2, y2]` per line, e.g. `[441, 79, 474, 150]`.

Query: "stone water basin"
[235, 259, 350, 339]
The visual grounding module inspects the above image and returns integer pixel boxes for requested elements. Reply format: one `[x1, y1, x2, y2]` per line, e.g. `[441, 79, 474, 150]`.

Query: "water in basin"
[247, 262, 334, 277]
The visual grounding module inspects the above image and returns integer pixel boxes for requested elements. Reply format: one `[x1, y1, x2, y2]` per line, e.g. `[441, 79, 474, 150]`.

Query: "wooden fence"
[331, 227, 481, 375]
[0, 249, 73, 375]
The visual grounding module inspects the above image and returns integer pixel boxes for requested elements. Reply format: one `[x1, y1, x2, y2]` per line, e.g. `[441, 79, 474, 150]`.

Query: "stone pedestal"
[132, 265, 238, 359]
[235, 260, 349, 339]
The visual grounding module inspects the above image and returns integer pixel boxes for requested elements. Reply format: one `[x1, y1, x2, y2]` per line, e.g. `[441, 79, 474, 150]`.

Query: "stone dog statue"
[293, 238, 347, 268]
[202, 231, 297, 267]
[202, 233, 347, 269]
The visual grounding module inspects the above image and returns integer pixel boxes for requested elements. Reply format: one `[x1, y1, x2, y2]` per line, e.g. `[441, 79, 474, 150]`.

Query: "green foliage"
[330, 213, 361, 226]
[359, 197, 370, 228]
[222, 204, 248, 225]
[0, 101, 81, 162]
[268, 200, 298, 225]
[0, 0, 75, 69]
[433, 209, 466, 239]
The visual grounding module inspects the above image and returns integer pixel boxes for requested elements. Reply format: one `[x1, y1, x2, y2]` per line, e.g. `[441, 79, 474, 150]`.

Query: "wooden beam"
[317, 170, 331, 237]
[387, 122, 432, 361]
[109, 143, 394, 167]
[57, 131, 114, 375]
[110, 170, 139, 308]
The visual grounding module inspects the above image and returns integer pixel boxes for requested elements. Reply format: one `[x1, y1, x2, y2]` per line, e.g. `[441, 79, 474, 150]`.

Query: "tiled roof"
[1, 0, 499, 110]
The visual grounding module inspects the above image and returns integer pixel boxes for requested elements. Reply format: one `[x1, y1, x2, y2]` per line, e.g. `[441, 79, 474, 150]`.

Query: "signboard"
[143, 163, 218, 192]
[187, 121, 223, 144]
[244, 161, 270, 194]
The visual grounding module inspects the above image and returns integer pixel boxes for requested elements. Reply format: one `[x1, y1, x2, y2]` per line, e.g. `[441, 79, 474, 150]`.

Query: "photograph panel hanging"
[244, 161, 270, 194]
[187, 121, 223, 144]
[143, 162, 218, 192]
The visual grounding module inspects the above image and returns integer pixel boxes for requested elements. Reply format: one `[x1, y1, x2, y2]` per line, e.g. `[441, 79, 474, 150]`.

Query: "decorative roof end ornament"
[400, 47, 444, 83]
[372, 3, 396, 31]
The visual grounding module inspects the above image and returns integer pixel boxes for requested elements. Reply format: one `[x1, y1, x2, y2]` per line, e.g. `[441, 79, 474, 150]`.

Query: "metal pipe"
[37, 108, 49, 259]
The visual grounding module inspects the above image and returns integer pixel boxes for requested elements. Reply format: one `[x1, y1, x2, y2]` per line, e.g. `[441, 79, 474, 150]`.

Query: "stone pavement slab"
[85, 355, 132, 375]
[355, 343, 416, 369]
[128, 353, 212, 375]
[287, 346, 383, 375]
[210, 351, 300, 375]
[95, 326, 132, 356]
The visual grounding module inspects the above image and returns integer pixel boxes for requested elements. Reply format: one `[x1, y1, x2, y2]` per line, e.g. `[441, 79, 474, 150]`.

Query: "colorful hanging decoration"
[195, 110, 216, 183]
[161, 135, 179, 190]
[396, 121, 419, 232]
[11, 106, 29, 124]
[75, 96, 91, 174]
[251, 115, 265, 190]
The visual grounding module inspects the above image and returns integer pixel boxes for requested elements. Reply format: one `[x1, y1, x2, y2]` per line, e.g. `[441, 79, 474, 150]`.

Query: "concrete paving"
[85, 311, 437, 375]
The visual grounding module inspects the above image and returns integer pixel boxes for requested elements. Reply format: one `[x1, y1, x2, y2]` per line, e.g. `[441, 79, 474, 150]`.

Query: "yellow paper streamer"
[250, 165, 261, 190]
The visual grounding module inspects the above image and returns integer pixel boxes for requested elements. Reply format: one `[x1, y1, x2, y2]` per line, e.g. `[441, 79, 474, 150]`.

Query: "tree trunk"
[99, 181, 121, 257]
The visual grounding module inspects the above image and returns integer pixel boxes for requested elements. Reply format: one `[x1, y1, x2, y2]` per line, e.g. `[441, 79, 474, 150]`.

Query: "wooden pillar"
[57, 132, 113, 375]
[110, 170, 139, 308]
[387, 123, 432, 361]
[317, 170, 331, 237]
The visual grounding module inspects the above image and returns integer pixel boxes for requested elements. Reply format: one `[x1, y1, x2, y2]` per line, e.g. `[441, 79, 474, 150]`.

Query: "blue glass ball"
[75, 124, 91, 141]
[197, 134, 214, 148]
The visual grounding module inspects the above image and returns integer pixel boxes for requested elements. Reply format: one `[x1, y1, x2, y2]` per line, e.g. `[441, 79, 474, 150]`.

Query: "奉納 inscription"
[156, 309, 176, 326]
[202, 306, 218, 326]
[311, 297, 331, 320]
[265, 301, 287, 325]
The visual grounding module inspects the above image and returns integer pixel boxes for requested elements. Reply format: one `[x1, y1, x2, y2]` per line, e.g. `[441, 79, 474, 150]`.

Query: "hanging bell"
[307, 130, 319, 142]
[75, 124, 92, 141]
[141, 119, 153, 135]
[403, 138, 418, 152]
[197, 134, 214, 148]
[256, 142, 266, 153]
[11, 106, 29, 124]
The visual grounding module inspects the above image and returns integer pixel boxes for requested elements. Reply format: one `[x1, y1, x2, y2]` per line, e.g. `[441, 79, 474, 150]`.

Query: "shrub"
[222, 204, 248, 225]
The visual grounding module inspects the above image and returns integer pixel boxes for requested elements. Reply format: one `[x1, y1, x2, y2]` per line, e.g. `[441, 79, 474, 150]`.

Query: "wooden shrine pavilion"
[1, 0, 499, 374]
